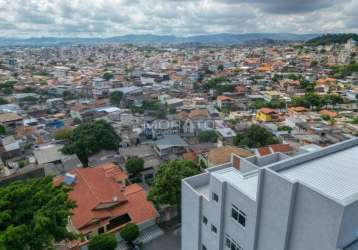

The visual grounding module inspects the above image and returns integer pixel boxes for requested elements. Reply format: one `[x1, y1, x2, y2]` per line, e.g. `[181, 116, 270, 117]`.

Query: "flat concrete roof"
[279, 144, 358, 202]
[212, 167, 258, 201]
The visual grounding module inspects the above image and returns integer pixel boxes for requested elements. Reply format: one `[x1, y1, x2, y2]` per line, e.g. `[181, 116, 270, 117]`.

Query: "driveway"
[142, 228, 181, 250]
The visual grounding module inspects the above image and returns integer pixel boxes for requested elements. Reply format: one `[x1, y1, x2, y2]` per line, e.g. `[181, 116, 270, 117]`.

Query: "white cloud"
[0, 0, 356, 37]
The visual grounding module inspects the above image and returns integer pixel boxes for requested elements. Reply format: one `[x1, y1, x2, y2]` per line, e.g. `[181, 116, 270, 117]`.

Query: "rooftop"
[154, 135, 188, 150]
[54, 163, 157, 232]
[279, 143, 358, 203]
[0, 112, 22, 123]
[208, 146, 253, 166]
[212, 167, 258, 201]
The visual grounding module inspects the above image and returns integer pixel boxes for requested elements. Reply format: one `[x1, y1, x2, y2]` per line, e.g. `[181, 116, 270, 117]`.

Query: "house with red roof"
[216, 95, 234, 109]
[54, 163, 158, 247]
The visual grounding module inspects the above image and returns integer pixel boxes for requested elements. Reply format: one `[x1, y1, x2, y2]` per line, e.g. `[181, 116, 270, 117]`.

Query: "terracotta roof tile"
[257, 147, 271, 156]
[59, 164, 157, 233]
[258, 108, 276, 114]
[182, 151, 196, 161]
[188, 109, 209, 119]
[320, 109, 337, 118]
[217, 95, 233, 101]
[257, 144, 294, 156]
[208, 146, 253, 165]
[269, 144, 294, 153]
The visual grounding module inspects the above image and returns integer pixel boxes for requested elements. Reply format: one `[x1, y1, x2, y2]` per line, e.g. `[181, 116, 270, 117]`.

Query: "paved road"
[143, 228, 181, 250]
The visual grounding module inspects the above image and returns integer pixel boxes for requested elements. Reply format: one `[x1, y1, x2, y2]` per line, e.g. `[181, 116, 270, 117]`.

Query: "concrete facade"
[182, 138, 358, 250]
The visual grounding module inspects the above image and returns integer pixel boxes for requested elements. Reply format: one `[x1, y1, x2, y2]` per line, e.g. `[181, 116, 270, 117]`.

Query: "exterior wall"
[182, 180, 202, 250]
[201, 176, 225, 250]
[255, 169, 297, 250]
[256, 112, 272, 122]
[201, 196, 220, 250]
[183, 169, 257, 250]
[337, 199, 358, 248]
[138, 218, 157, 231]
[287, 184, 343, 250]
[222, 183, 257, 250]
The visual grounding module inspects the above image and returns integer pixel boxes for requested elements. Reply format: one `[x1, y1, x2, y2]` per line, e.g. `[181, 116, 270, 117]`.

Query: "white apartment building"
[182, 138, 358, 250]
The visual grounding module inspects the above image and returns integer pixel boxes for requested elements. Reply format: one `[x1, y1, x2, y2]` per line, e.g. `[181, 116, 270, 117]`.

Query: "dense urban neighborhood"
[0, 34, 357, 250]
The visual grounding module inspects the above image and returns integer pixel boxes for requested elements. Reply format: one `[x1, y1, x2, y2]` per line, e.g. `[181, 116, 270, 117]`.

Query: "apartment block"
[182, 138, 358, 250]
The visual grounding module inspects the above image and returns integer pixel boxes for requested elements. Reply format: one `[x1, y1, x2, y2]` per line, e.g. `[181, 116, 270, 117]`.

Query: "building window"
[211, 224, 217, 234]
[238, 211, 246, 227]
[98, 227, 105, 234]
[225, 236, 231, 248]
[203, 216, 208, 225]
[84, 233, 92, 241]
[212, 192, 219, 202]
[231, 205, 239, 220]
[106, 213, 131, 231]
[225, 235, 242, 250]
[231, 204, 246, 228]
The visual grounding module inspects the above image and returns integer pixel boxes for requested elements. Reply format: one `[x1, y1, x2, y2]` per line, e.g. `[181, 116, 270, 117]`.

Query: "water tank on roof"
[64, 173, 76, 185]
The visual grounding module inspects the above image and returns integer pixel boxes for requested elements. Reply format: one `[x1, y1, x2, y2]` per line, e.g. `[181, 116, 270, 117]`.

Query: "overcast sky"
[0, 0, 357, 37]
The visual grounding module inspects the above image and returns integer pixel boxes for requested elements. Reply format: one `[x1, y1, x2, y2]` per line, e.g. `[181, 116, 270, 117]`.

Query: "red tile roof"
[258, 108, 276, 114]
[320, 109, 337, 118]
[289, 106, 308, 113]
[235, 85, 247, 93]
[57, 164, 157, 233]
[182, 151, 196, 161]
[257, 144, 294, 156]
[270, 144, 294, 153]
[257, 147, 271, 156]
[217, 95, 233, 101]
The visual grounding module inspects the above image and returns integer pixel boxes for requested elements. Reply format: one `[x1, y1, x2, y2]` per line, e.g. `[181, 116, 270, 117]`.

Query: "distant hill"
[306, 33, 358, 46]
[0, 33, 319, 47]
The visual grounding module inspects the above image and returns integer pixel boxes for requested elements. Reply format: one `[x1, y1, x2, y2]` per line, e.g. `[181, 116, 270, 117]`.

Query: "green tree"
[54, 128, 73, 141]
[249, 99, 267, 110]
[306, 33, 358, 46]
[21, 86, 37, 93]
[72, 117, 81, 125]
[234, 125, 280, 148]
[148, 160, 200, 207]
[0, 98, 8, 105]
[20, 96, 38, 104]
[0, 177, 76, 250]
[278, 125, 292, 133]
[0, 80, 16, 94]
[329, 117, 336, 126]
[0, 124, 6, 135]
[350, 116, 358, 124]
[249, 98, 285, 110]
[63, 91, 75, 101]
[268, 98, 286, 109]
[310, 60, 318, 67]
[109, 91, 123, 107]
[103, 72, 114, 81]
[119, 223, 139, 245]
[198, 130, 218, 143]
[204, 77, 233, 94]
[287, 74, 300, 80]
[125, 157, 144, 176]
[290, 93, 323, 110]
[322, 94, 344, 107]
[88, 234, 117, 250]
[300, 79, 315, 92]
[272, 74, 283, 82]
[62, 120, 121, 166]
